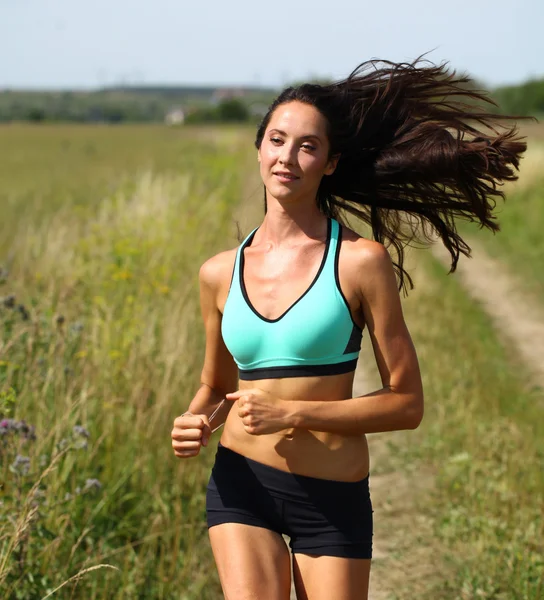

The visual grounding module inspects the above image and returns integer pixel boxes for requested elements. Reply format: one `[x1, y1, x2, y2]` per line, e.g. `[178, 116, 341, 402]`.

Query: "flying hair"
[255, 56, 529, 295]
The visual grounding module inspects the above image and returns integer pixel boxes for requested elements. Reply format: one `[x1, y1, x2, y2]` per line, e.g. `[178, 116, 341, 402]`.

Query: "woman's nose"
[279, 144, 296, 165]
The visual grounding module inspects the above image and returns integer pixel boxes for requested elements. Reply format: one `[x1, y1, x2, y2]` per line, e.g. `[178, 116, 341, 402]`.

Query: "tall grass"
[394, 251, 544, 599]
[0, 126, 254, 599]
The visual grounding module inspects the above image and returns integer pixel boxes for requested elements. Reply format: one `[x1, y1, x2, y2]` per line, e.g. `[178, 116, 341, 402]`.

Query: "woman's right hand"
[171, 413, 212, 458]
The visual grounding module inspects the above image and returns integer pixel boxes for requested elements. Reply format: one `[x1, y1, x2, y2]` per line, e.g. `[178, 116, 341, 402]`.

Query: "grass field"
[1, 122, 543, 599]
[0, 124, 256, 599]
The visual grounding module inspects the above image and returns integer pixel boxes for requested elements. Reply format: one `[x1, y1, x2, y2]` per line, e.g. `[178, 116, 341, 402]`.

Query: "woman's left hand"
[225, 388, 292, 435]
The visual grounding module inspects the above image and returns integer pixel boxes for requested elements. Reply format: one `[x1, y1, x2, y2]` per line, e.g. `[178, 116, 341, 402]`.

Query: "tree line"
[0, 78, 542, 124]
[0, 89, 270, 124]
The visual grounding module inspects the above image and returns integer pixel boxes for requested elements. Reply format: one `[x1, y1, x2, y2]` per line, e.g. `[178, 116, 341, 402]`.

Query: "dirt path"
[431, 239, 544, 390]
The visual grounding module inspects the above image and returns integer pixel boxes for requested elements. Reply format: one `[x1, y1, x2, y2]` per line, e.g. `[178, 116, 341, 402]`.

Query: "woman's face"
[258, 101, 338, 204]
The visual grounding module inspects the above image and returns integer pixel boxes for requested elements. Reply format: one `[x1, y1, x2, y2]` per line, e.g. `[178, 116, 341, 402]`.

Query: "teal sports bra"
[221, 218, 363, 380]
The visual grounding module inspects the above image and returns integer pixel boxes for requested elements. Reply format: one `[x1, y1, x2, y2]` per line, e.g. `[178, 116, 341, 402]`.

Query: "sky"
[1, 0, 543, 90]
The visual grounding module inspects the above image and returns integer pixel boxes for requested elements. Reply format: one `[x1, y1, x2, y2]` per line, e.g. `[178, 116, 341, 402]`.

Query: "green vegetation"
[0, 125, 254, 599]
[492, 78, 544, 117]
[0, 87, 275, 124]
[397, 250, 544, 599]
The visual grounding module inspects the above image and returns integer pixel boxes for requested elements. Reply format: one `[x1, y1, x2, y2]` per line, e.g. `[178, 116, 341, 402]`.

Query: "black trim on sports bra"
[334, 223, 363, 335]
[239, 218, 332, 323]
[238, 358, 359, 380]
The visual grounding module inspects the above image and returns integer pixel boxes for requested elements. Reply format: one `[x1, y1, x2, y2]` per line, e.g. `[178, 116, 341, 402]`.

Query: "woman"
[171, 59, 526, 599]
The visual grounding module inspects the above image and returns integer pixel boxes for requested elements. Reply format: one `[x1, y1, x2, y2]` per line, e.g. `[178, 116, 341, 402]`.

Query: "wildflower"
[13, 420, 37, 441]
[57, 438, 69, 451]
[10, 454, 30, 476]
[0, 418, 16, 432]
[72, 425, 89, 449]
[84, 478, 102, 492]
[73, 425, 90, 438]
[15, 420, 29, 434]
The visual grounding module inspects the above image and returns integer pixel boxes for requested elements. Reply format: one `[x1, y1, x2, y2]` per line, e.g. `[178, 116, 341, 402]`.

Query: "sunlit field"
[0, 124, 256, 599]
[1, 122, 543, 599]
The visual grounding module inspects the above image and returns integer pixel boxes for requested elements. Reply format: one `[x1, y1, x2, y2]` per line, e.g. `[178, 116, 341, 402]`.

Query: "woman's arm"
[227, 241, 424, 436]
[289, 241, 423, 435]
[177, 252, 238, 429]
[172, 252, 239, 457]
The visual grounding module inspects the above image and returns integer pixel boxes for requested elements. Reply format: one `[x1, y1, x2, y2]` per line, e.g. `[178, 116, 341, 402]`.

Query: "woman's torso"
[217, 218, 370, 482]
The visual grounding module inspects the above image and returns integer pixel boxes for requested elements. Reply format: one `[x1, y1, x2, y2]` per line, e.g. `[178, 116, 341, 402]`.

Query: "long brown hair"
[255, 58, 528, 294]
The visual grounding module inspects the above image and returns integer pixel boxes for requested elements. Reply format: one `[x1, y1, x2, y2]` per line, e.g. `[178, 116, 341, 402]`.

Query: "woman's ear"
[324, 153, 340, 176]
[257, 149, 261, 163]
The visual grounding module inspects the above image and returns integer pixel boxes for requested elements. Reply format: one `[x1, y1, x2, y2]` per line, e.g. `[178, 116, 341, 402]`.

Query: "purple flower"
[1, 419, 16, 432]
[73, 425, 90, 439]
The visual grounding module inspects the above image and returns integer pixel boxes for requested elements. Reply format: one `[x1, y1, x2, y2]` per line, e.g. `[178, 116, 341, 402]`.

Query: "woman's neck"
[257, 197, 328, 246]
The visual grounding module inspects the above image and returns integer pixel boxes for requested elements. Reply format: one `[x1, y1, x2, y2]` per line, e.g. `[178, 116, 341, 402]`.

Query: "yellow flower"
[111, 269, 133, 281]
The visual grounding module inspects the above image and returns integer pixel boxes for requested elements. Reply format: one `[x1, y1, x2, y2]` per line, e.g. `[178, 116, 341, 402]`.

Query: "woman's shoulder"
[339, 223, 391, 269]
[199, 246, 238, 292]
[338, 223, 398, 306]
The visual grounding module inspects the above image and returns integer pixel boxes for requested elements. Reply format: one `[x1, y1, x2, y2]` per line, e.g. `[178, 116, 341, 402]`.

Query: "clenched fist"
[225, 388, 291, 435]
[171, 413, 212, 458]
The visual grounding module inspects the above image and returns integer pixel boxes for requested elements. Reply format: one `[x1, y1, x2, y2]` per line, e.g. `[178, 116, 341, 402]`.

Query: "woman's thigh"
[293, 554, 371, 600]
[209, 523, 292, 600]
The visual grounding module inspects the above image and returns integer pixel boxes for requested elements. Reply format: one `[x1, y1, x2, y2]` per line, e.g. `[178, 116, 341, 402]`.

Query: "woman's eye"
[302, 144, 316, 151]
[270, 137, 282, 144]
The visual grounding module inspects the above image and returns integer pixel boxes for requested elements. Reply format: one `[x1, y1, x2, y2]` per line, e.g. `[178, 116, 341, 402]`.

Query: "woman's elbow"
[405, 392, 424, 429]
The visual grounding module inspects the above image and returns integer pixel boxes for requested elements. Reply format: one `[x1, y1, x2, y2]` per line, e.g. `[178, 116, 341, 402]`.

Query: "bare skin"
[171, 101, 424, 599]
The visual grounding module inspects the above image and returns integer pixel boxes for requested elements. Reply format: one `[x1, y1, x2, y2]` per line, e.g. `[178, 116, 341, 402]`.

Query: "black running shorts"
[206, 443, 373, 559]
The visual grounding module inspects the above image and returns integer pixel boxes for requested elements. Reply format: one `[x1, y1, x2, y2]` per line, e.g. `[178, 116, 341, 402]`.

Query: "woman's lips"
[274, 172, 299, 182]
